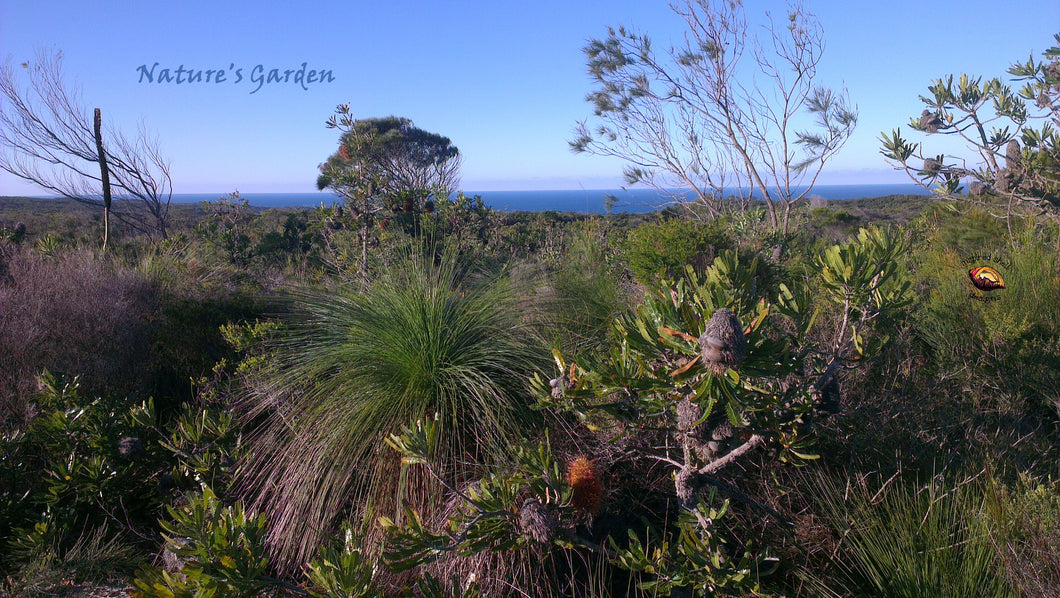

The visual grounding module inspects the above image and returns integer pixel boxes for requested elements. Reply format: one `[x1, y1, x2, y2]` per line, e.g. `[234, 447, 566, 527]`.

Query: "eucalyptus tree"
[571, 0, 857, 237]
[316, 106, 461, 279]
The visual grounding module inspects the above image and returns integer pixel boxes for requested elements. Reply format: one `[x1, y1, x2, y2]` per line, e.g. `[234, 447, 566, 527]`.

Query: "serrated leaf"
[725, 399, 743, 428]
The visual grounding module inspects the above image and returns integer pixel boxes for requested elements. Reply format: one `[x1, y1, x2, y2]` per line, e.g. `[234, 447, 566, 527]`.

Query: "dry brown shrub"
[0, 248, 157, 426]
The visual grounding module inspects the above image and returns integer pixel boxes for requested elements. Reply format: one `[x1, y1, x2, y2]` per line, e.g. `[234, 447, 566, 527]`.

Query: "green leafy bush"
[0, 373, 167, 589]
[622, 217, 731, 283]
[1, 362, 247, 593]
[133, 487, 271, 598]
[134, 484, 474, 598]
[303, 521, 380, 598]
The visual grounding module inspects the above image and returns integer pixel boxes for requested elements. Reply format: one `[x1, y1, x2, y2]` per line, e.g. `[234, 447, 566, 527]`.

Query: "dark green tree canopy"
[317, 110, 460, 209]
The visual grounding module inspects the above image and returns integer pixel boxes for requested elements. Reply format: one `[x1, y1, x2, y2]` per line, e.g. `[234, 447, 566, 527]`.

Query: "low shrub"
[0, 374, 167, 585]
[621, 217, 731, 283]
[986, 477, 1060, 598]
[542, 219, 630, 358]
[0, 248, 157, 427]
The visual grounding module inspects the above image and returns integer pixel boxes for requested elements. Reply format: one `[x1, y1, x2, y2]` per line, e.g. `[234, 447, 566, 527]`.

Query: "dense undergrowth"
[1, 194, 1058, 597]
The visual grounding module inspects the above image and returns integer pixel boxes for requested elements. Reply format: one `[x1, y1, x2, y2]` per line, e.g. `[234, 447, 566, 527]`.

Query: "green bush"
[807, 472, 1012, 598]
[236, 248, 548, 571]
[0, 361, 247, 593]
[133, 487, 271, 598]
[622, 217, 731, 283]
[0, 374, 167, 587]
[542, 219, 629, 358]
[808, 207, 861, 240]
[134, 486, 473, 598]
[986, 477, 1060, 598]
[911, 228, 1060, 412]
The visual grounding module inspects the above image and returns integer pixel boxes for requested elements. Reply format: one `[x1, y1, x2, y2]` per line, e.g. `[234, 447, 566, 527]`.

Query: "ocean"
[170, 184, 931, 212]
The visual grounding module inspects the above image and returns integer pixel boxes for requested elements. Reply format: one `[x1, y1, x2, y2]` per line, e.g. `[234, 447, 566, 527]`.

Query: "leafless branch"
[0, 49, 173, 238]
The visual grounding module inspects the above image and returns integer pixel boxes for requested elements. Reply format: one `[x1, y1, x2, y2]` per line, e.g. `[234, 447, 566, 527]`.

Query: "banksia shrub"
[567, 455, 602, 513]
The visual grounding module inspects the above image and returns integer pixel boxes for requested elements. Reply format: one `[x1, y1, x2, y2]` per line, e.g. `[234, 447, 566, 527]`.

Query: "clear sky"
[0, 0, 1058, 195]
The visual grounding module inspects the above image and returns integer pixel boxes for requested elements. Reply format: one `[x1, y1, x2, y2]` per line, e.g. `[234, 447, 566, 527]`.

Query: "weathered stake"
[93, 108, 112, 250]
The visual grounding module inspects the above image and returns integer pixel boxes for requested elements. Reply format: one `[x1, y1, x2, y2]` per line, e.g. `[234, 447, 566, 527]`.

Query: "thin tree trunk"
[93, 108, 112, 251]
[361, 215, 369, 283]
[361, 188, 371, 285]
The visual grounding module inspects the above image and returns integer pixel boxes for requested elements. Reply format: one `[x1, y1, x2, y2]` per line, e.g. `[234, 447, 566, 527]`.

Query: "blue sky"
[1, 0, 1058, 195]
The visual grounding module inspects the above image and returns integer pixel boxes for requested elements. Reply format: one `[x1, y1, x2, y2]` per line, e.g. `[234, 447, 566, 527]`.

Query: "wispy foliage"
[236, 249, 546, 570]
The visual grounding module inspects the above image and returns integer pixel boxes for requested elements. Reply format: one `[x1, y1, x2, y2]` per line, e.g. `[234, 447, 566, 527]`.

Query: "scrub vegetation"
[3, 186, 1058, 597]
[1, 3, 1058, 596]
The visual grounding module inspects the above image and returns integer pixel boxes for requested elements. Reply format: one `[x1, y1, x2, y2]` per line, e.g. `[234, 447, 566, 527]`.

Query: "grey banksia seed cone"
[698, 308, 746, 375]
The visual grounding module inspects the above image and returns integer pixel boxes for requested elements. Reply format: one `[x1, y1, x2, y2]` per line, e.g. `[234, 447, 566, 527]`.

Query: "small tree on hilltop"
[571, 0, 857, 238]
[317, 106, 461, 280]
[881, 33, 1060, 249]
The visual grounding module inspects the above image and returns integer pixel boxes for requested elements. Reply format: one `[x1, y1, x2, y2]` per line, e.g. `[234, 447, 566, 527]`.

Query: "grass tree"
[235, 249, 547, 571]
[0, 50, 173, 239]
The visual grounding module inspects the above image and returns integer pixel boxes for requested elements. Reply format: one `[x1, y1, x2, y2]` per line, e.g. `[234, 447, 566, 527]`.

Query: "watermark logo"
[968, 266, 1005, 291]
[136, 62, 334, 94]
[964, 252, 1010, 302]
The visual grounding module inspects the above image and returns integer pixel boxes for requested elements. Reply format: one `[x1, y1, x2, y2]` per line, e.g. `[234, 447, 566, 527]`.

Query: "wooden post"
[93, 108, 112, 251]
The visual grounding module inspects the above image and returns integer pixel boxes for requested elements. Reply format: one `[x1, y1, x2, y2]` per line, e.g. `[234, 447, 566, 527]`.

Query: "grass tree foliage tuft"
[236, 248, 547, 571]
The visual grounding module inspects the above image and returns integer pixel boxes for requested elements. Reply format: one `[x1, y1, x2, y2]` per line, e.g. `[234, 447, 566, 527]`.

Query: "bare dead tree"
[571, 0, 857, 237]
[0, 50, 173, 239]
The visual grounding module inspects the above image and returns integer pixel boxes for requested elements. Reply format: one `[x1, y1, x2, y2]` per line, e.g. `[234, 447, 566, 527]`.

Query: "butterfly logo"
[968, 266, 1005, 291]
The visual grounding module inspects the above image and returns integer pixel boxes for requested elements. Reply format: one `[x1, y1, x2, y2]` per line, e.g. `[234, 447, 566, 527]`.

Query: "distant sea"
[164, 183, 930, 213]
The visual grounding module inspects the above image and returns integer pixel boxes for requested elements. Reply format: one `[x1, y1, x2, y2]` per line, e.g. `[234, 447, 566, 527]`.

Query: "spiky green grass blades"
[238, 252, 544, 571]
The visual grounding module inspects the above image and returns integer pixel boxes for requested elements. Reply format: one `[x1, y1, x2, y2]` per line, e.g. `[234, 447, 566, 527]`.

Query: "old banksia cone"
[518, 498, 557, 544]
[698, 308, 746, 376]
[567, 455, 602, 513]
[118, 436, 143, 459]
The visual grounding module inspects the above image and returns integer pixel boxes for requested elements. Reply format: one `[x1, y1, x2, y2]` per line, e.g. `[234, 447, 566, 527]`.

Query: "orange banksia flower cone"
[567, 455, 603, 513]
